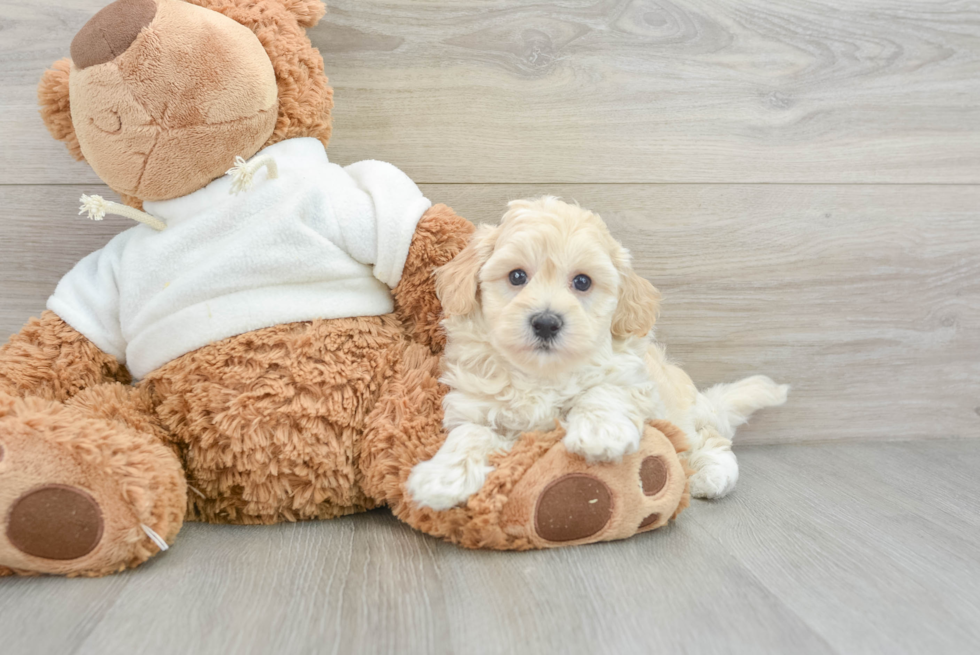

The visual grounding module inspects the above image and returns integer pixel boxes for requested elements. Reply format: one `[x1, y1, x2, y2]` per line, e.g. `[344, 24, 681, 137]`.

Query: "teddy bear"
[0, 0, 691, 577]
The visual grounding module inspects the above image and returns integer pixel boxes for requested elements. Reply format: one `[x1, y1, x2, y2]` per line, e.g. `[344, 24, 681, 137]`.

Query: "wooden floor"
[1, 440, 978, 655]
[1, 0, 979, 653]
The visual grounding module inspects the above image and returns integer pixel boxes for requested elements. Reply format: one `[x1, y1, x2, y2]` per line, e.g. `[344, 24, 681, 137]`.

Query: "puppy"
[407, 197, 788, 510]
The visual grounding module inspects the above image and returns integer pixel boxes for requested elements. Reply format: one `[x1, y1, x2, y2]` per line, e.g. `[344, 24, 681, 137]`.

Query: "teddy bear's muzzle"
[70, 0, 158, 70]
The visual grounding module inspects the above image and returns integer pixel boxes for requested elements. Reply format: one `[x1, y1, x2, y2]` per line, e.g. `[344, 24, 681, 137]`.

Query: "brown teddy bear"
[0, 0, 690, 577]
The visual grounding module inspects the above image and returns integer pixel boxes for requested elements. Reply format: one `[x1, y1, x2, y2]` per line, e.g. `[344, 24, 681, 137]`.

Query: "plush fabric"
[186, 0, 334, 153]
[1, 0, 692, 577]
[37, 59, 83, 162]
[390, 204, 476, 352]
[0, 207, 690, 576]
[0, 387, 185, 577]
[0, 310, 130, 402]
[48, 137, 431, 379]
[144, 315, 402, 524]
[68, 0, 279, 202]
[70, 0, 158, 70]
[39, 0, 334, 208]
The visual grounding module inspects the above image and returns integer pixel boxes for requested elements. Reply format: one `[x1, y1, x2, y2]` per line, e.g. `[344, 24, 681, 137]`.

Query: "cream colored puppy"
[407, 197, 788, 511]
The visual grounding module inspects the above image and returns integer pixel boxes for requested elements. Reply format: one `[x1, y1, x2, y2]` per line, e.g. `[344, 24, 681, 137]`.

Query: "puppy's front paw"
[563, 412, 641, 464]
[406, 457, 492, 511]
[688, 451, 739, 499]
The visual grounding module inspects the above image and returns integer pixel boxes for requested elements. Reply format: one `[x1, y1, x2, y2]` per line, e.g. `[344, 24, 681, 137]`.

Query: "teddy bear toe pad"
[0, 431, 123, 575]
[534, 474, 614, 542]
[6, 485, 104, 560]
[500, 422, 690, 548]
[640, 455, 669, 496]
[0, 397, 186, 576]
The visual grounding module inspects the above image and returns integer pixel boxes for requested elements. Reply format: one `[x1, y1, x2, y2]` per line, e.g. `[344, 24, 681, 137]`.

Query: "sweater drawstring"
[76, 153, 279, 230]
[79, 194, 167, 231]
[227, 155, 278, 195]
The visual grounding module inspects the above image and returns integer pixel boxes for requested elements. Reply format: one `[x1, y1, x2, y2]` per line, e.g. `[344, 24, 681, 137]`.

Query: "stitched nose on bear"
[70, 0, 158, 70]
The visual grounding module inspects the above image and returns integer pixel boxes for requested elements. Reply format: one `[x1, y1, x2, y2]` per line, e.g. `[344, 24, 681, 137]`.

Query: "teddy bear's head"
[38, 0, 332, 205]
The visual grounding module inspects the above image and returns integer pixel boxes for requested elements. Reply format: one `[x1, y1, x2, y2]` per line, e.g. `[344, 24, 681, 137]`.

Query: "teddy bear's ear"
[281, 0, 326, 28]
[37, 58, 85, 162]
[185, 0, 333, 147]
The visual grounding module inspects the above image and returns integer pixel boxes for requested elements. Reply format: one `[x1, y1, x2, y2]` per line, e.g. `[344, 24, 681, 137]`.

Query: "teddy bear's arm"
[392, 204, 475, 353]
[0, 311, 130, 402]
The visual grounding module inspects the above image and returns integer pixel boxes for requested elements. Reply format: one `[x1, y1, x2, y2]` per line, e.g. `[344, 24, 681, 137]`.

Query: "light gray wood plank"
[426, 522, 834, 655]
[3, 183, 976, 445]
[784, 439, 980, 532]
[691, 439, 980, 654]
[3, 441, 979, 654]
[2, 0, 980, 184]
[71, 515, 455, 655]
[61, 515, 832, 655]
[0, 571, 132, 655]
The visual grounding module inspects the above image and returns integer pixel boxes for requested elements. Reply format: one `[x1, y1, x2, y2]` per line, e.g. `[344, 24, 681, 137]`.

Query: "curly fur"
[37, 59, 83, 161]
[360, 343, 561, 550]
[393, 204, 476, 352]
[144, 316, 403, 524]
[0, 311, 130, 402]
[410, 198, 665, 510]
[0, 388, 185, 576]
[363, 347, 692, 550]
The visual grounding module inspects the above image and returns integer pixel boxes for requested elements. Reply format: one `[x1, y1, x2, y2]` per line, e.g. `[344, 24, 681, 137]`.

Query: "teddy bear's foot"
[364, 344, 692, 550]
[0, 389, 186, 576]
[496, 420, 691, 548]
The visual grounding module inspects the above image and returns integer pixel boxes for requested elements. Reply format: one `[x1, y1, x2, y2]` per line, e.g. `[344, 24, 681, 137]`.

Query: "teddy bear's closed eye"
[38, 0, 334, 206]
[89, 111, 122, 135]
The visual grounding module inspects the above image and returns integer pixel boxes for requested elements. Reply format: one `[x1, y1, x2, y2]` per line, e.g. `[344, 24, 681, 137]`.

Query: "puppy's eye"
[508, 269, 528, 286]
[572, 274, 592, 292]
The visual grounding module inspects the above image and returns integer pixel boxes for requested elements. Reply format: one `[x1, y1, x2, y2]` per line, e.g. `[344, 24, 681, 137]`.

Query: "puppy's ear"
[612, 259, 661, 339]
[38, 59, 85, 162]
[436, 224, 498, 317]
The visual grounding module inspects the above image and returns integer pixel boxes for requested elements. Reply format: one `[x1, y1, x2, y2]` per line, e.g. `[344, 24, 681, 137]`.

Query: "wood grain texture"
[1, 2, 978, 653]
[2, 0, 980, 184]
[2, 183, 977, 445]
[1, 440, 978, 655]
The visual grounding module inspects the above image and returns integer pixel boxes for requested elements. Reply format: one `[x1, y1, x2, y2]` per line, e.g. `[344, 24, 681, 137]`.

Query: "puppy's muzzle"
[530, 312, 563, 343]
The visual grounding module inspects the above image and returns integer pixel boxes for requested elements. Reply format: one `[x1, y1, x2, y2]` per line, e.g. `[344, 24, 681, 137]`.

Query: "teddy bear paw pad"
[534, 474, 613, 542]
[640, 456, 669, 496]
[0, 415, 183, 576]
[6, 485, 104, 560]
[498, 421, 690, 548]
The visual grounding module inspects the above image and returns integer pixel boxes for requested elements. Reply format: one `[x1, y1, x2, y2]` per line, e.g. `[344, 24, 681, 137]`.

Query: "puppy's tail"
[693, 375, 789, 441]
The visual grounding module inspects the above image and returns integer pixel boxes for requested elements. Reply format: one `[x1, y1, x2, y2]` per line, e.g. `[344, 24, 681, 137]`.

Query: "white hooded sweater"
[47, 137, 432, 379]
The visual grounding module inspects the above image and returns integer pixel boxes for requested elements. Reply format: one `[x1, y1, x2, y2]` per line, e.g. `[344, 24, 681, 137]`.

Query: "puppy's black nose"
[530, 312, 563, 341]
